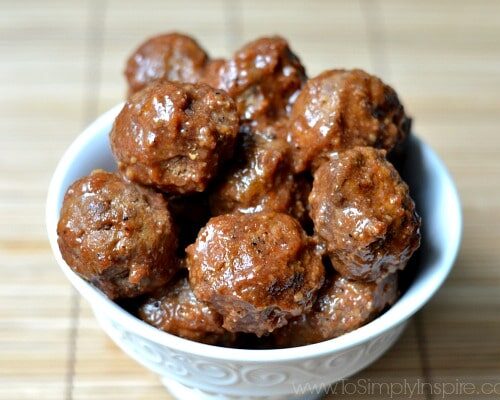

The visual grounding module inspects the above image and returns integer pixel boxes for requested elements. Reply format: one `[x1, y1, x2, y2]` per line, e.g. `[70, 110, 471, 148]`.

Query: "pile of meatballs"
[57, 33, 421, 348]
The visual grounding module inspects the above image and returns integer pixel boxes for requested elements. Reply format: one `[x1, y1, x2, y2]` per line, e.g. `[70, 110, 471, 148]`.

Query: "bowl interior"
[46, 104, 461, 362]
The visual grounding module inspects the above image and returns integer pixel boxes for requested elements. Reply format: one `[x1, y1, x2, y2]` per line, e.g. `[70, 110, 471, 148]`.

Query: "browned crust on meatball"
[110, 80, 239, 194]
[57, 170, 178, 299]
[201, 36, 306, 121]
[273, 273, 399, 347]
[186, 212, 324, 336]
[137, 274, 236, 345]
[309, 147, 421, 282]
[125, 33, 209, 95]
[288, 69, 411, 172]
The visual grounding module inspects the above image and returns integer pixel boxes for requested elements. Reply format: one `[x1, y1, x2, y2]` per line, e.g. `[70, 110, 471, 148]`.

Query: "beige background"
[1, 0, 499, 399]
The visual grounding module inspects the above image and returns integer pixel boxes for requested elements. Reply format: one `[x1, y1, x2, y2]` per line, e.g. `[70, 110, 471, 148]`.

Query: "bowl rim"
[46, 103, 462, 363]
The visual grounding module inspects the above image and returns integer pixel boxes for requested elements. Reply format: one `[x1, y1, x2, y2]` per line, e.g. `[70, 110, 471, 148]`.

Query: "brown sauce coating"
[125, 33, 208, 95]
[309, 147, 421, 282]
[288, 69, 411, 172]
[110, 80, 239, 194]
[273, 273, 398, 347]
[201, 36, 306, 121]
[289, 172, 313, 229]
[209, 120, 295, 216]
[186, 212, 324, 336]
[57, 170, 178, 299]
[138, 274, 236, 345]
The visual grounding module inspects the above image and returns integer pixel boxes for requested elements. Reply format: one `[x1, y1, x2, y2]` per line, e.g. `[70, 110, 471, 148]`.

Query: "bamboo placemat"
[1, 0, 499, 399]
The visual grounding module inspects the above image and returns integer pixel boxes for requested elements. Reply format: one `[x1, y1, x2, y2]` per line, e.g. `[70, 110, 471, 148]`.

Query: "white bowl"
[46, 104, 462, 400]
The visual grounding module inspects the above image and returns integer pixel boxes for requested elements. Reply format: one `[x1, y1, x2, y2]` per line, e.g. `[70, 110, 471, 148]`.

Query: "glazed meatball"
[209, 120, 295, 216]
[201, 36, 306, 121]
[274, 273, 398, 347]
[288, 69, 411, 172]
[138, 274, 235, 345]
[186, 212, 324, 336]
[110, 80, 239, 193]
[309, 147, 421, 282]
[125, 33, 208, 95]
[57, 170, 178, 299]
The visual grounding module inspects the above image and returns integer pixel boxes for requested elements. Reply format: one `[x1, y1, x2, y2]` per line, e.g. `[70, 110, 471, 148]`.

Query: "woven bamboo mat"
[1, 0, 499, 398]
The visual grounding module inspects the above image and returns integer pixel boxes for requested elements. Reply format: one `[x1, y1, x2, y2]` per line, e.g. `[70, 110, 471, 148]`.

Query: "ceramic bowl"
[46, 104, 462, 400]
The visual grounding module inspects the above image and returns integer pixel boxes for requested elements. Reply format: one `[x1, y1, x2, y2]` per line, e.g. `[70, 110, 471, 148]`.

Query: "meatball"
[288, 69, 411, 172]
[186, 212, 324, 336]
[125, 33, 208, 95]
[209, 120, 295, 216]
[201, 36, 306, 121]
[110, 80, 239, 193]
[202, 58, 226, 80]
[309, 147, 421, 282]
[138, 274, 235, 345]
[57, 170, 178, 299]
[273, 273, 398, 347]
